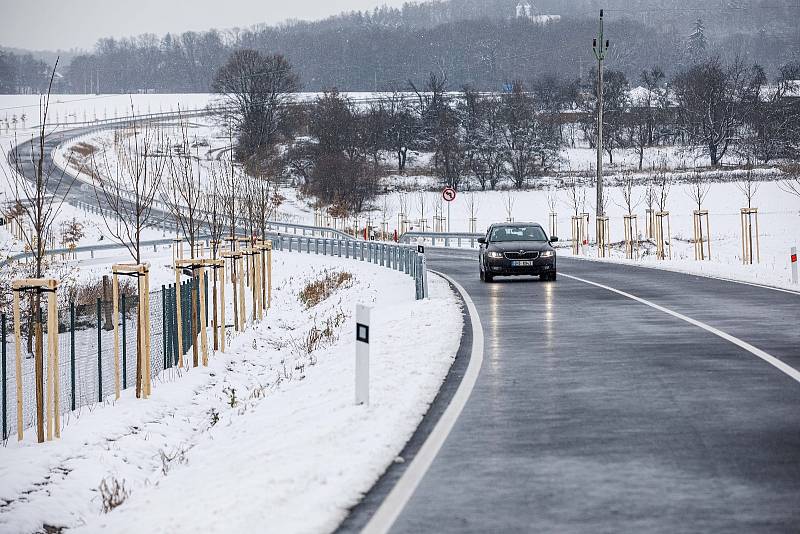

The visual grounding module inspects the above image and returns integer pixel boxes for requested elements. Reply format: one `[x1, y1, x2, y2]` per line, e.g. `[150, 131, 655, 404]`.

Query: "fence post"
[96, 298, 103, 402]
[172, 285, 179, 366]
[122, 294, 127, 389]
[70, 303, 75, 411]
[162, 286, 167, 369]
[1, 313, 6, 441]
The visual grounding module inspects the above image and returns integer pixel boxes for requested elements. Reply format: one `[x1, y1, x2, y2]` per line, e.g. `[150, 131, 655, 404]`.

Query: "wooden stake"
[49, 290, 60, 438]
[198, 267, 208, 366]
[13, 290, 22, 441]
[220, 266, 226, 352]
[143, 269, 151, 397]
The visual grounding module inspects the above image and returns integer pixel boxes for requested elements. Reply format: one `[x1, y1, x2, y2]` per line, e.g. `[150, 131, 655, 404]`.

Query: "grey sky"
[2, 0, 407, 51]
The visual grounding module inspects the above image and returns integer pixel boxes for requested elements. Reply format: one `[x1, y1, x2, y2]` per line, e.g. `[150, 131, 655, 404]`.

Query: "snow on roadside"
[0, 251, 462, 534]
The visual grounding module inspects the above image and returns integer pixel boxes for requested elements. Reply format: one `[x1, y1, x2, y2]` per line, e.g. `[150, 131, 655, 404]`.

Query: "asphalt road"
[384, 249, 800, 533]
[8, 119, 175, 226]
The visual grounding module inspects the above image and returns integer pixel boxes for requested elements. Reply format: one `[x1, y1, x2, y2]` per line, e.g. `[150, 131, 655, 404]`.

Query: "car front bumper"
[485, 256, 556, 276]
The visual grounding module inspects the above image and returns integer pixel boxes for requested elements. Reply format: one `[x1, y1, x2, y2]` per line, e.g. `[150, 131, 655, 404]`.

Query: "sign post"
[442, 187, 456, 233]
[355, 304, 371, 406]
[792, 247, 798, 285]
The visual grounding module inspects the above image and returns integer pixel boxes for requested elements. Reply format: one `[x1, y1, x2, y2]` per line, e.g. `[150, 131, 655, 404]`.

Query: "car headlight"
[487, 251, 504, 258]
[540, 251, 555, 258]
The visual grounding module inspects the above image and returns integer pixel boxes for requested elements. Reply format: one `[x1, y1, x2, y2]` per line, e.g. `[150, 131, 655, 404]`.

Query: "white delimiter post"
[792, 247, 798, 285]
[355, 304, 371, 406]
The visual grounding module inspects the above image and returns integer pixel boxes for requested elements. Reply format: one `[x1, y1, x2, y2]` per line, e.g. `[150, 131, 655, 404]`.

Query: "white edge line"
[361, 270, 485, 534]
[562, 272, 800, 383]
[563, 253, 800, 296]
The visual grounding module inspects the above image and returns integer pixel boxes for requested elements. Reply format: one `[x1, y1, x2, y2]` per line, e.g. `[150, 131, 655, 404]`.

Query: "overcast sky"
[2, 0, 408, 51]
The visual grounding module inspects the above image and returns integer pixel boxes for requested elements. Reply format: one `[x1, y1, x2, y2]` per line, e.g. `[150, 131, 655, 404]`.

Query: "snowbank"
[0, 251, 462, 534]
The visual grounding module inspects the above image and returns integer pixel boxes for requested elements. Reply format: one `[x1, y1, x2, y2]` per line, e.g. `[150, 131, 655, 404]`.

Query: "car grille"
[504, 251, 540, 260]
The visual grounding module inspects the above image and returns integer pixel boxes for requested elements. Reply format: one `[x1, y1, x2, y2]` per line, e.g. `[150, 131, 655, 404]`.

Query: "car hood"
[488, 241, 553, 252]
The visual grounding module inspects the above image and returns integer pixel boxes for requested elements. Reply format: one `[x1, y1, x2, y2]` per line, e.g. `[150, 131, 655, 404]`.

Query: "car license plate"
[512, 260, 534, 267]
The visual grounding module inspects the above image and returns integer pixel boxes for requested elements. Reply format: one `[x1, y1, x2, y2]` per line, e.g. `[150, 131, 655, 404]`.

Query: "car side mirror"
[477, 237, 486, 244]
[550, 236, 559, 243]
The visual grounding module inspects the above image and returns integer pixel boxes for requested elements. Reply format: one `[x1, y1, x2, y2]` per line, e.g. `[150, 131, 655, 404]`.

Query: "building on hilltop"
[515, 1, 561, 24]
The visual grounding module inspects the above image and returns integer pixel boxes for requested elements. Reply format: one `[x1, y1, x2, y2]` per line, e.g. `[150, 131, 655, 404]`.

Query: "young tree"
[1, 59, 76, 443]
[616, 171, 641, 215]
[685, 170, 710, 212]
[736, 168, 760, 208]
[161, 117, 205, 367]
[90, 117, 167, 264]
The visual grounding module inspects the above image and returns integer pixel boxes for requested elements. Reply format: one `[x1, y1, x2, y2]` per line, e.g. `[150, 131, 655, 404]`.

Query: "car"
[478, 223, 558, 282]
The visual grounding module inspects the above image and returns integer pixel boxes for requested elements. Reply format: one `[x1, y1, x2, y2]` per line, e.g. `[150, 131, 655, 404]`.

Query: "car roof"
[490, 222, 543, 228]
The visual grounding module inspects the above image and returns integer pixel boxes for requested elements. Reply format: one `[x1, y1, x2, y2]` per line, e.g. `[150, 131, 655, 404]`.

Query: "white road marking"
[562, 272, 800, 383]
[562, 254, 800, 296]
[362, 271, 485, 534]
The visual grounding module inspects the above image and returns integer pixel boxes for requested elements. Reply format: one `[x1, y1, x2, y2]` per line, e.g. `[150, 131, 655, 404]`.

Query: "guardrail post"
[792, 247, 798, 284]
[337, 240, 342, 257]
[315, 238, 319, 254]
[415, 254, 424, 299]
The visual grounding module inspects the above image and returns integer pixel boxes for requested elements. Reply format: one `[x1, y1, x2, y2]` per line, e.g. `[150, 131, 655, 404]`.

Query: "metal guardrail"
[400, 231, 484, 248]
[33, 107, 210, 131]
[2, 229, 428, 299]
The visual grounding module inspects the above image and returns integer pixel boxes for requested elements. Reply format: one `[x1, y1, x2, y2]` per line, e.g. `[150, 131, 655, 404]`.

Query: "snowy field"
[3, 93, 799, 292]
[0, 248, 462, 534]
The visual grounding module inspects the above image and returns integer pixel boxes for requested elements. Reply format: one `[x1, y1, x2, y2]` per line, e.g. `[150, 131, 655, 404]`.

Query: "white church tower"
[516, 1, 533, 19]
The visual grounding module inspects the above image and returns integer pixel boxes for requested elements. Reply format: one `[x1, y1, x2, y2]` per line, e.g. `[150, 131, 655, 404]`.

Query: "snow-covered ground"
[0, 249, 462, 534]
[5, 92, 799, 292]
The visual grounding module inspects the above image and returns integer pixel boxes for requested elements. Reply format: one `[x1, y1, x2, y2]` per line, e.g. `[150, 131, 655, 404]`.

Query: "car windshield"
[490, 225, 548, 242]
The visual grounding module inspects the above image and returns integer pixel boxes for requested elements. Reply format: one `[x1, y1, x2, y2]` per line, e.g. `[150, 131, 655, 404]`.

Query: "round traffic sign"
[442, 187, 457, 202]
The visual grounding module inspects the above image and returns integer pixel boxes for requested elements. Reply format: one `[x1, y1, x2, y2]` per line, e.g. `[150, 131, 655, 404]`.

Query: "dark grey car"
[478, 223, 558, 282]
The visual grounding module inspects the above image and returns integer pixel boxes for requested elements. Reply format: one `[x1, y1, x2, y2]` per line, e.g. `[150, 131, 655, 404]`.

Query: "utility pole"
[592, 9, 610, 216]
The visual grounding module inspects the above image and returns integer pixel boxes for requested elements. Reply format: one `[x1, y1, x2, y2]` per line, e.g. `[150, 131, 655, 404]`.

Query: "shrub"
[298, 270, 353, 309]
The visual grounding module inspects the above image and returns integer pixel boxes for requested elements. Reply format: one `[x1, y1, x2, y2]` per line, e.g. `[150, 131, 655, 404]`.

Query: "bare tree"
[672, 57, 761, 166]
[212, 50, 299, 170]
[736, 168, 760, 208]
[685, 170, 710, 211]
[655, 171, 671, 212]
[503, 191, 516, 221]
[0, 59, 76, 442]
[90, 116, 166, 263]
[161, 115, 205, 367]
[779, 166, 800, 200]
[565, 176, 585, 217]
[466, 192, 479, 231]
[616, 171, 641, 215]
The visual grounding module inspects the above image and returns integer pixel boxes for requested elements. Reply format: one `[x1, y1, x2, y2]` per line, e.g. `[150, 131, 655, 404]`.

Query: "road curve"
[383, 249, 800, 533]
